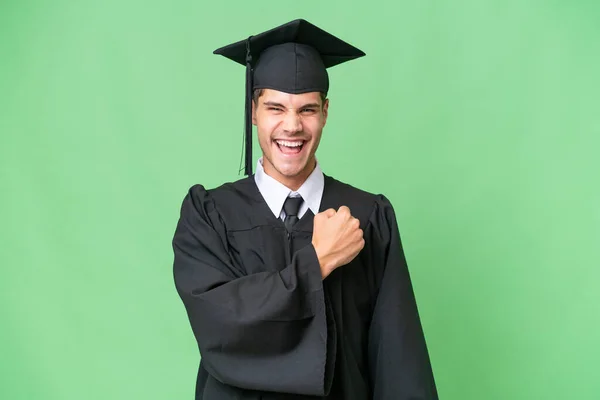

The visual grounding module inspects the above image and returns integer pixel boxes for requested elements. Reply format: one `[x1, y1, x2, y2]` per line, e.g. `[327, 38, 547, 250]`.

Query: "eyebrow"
[263, 101, 286, 108]
[262, 101, 321, 109]
[298, 103, 321, 109]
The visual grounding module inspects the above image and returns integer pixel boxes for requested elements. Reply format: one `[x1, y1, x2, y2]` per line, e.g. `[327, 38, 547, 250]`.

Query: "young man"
[173, 19, 438, 399]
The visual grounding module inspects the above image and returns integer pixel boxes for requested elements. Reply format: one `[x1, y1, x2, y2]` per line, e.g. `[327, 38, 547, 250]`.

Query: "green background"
[1, 1, 599, 399]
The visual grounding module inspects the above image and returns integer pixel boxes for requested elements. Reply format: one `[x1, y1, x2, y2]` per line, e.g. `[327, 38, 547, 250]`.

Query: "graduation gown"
[172, 175, 438, 399]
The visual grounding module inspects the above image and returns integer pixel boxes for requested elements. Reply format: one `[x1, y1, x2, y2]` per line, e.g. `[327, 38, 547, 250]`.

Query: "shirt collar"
[254, 157, 324, 218]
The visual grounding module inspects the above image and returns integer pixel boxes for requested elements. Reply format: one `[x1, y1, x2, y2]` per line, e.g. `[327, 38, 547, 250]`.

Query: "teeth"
[276, 140, 304, 148]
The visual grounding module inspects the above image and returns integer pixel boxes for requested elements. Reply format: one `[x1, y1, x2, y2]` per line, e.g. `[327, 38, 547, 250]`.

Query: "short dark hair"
[252, 89, 327, 108]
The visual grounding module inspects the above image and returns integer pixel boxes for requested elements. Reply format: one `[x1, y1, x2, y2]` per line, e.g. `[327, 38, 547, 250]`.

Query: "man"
[172, 19, 438, 399]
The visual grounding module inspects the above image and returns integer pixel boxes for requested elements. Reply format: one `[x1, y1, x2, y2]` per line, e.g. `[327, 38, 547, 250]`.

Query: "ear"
[322, 98, 329, 126]
[252, 100, 257, 125]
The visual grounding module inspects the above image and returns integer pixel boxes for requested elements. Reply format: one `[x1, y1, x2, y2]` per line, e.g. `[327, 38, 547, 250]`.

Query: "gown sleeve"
[172, 185, 331, 396]
[367, 195, 439, 399]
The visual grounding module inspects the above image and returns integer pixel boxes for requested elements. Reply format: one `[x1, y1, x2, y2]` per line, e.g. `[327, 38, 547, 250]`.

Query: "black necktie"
[283, 196, 303, 233]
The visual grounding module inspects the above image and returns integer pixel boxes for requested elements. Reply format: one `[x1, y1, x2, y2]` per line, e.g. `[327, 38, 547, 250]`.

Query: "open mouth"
[274, 139, 306, 156]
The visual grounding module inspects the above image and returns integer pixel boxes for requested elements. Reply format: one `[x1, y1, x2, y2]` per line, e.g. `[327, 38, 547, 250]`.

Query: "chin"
[276, 164, 305, 177]
[272, 159, 310, 177]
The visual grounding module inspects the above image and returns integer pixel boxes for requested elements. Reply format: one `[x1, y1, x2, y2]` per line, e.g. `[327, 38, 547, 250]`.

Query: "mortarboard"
[213, 19, 365, 175]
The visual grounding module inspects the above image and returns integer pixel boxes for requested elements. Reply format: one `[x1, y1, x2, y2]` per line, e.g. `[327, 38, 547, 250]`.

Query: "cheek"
[256, 116, 277, 146]
[304, 118, 324, 139]
[257, 114, 278, 133]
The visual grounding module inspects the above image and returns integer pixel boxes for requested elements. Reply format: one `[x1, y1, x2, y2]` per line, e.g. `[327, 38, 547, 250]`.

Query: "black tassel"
[244, 36, 253, 176]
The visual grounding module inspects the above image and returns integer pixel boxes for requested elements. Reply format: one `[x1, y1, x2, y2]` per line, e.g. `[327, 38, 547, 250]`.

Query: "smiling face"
[252, 89, 329, 190]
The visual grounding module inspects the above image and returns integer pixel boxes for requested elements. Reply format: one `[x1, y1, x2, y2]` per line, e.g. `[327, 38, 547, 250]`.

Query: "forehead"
[259, 89, 322, 107]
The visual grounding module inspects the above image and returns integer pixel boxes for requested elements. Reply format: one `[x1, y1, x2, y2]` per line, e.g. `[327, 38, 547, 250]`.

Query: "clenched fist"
[312, 206, 365, 279]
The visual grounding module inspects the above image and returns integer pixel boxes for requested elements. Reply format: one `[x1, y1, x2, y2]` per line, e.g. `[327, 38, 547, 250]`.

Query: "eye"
[300, 108, 317, 115]
[267, 107, 284, 112]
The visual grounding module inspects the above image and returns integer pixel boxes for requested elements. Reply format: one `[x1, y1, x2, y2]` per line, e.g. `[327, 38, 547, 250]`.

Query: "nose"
[282, 111, 302, 133]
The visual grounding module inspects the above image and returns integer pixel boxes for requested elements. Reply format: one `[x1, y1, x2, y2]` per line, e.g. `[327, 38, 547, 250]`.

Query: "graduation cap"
[213, 19, 365, 176]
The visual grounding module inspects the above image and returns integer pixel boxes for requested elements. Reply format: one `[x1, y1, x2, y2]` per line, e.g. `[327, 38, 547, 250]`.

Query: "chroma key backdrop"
[1, 1, 599, 399]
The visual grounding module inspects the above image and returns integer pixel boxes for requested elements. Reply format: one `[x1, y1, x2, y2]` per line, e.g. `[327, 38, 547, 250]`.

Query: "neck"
[263, 159, 316, 192]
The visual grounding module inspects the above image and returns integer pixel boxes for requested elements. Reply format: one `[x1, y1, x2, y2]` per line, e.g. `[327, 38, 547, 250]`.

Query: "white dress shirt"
[254, 157, 324, 220]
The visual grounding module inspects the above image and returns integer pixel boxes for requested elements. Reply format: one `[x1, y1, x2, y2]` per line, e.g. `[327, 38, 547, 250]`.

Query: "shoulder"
[324, 174, 396, 217]
[178, 176, 258, 227]
[183, 176, 255, 206]
[325, 176, 402, 248]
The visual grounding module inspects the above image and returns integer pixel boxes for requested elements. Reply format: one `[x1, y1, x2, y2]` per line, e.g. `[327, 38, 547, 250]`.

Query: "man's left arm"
[367, 195, 439, 400]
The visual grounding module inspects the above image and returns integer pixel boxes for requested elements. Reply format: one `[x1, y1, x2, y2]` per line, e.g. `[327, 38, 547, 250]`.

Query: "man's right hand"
[312, 206, 365, 279]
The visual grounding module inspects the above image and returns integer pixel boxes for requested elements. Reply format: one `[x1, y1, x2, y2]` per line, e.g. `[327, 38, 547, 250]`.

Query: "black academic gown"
[172, 175, 438, 400]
